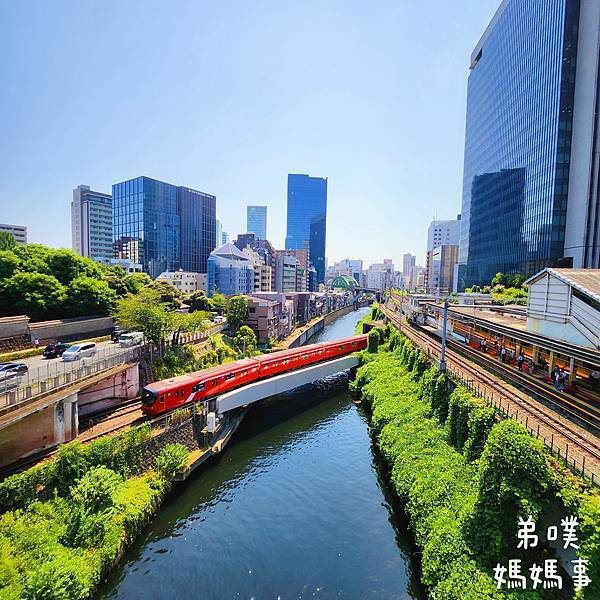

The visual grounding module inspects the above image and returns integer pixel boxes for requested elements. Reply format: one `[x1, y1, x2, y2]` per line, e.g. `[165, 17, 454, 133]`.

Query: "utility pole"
[439, 297, 449, 372]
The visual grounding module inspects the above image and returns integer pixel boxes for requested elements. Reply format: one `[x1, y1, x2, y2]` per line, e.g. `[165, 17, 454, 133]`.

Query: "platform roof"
[525, 268, 600, 304]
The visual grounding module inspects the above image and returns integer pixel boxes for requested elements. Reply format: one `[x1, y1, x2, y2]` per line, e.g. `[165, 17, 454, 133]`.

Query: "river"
[99, 308, 425, 599]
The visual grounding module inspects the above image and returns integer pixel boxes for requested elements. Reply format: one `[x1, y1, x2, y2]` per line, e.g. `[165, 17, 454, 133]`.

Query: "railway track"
[382, 305, 600, 478]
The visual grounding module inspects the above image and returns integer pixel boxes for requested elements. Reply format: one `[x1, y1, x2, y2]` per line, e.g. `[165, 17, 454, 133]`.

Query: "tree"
[103, 275, 129, 298]
[188, 290, 214, 312]
[12, 244, 53, 275]
[367, 329, 379, 353]
[211, 293, 227, 314]
[0, 272, 67, 320]
[123, 272, 152, 294]
[227, 295, 248, 331]
[0, 232, 16, 251]
[491, 272, 508, 287]
[508, 274, 526, 289]
[113, 289, 177, 347]
[0, 250, 19, 279]
[233, 325, 257, 356]
[67, 276, 117, 316]
[144, 280, 184, 309]
[47, 249, 104, 284]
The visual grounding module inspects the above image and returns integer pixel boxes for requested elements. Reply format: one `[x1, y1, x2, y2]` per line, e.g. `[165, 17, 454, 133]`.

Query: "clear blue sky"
[0, 0, 499, 268]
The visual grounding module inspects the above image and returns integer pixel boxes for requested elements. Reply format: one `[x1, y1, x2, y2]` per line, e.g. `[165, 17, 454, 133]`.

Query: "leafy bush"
[154, 444, 189, 479]
[367, 329, 379, 353]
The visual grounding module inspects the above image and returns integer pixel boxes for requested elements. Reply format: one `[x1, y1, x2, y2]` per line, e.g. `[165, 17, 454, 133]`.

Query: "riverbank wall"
[351, 329, 600, 599]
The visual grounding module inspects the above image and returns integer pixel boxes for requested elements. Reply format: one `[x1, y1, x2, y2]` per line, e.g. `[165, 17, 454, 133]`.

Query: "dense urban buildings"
[0, 223, 27, 245]
[207, 242, 254, 296]
[71, 185, 112, 260]
[285, 174, 327, 284]
[246, 205, 267, 240]
[458, 0, 600, 289]
[402, 253, 416, 278]
[112, 176, 215, 279]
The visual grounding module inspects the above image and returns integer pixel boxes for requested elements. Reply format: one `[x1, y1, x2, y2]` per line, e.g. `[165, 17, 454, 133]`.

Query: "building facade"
[71, 185, 112, 260]
[207, 243, 254, 296]
[285, 174, 327, 284]
[402, 253, 416, 277]
[156, 270, 207, 294]
[113, 176, 215, 279]
[459, 0, 600, 289]
[0, 223, 27, 245]
[274, 252, 298, 293]
[429, 245, 459, 293]
[246, 205, 267, 240]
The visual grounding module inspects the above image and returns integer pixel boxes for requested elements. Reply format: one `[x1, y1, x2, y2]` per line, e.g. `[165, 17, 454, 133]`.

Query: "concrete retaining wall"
[29, 316, 114, 342]
[0, 316, 30, 339]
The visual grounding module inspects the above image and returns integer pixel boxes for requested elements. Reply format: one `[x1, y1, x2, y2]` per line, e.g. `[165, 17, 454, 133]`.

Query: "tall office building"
[427, 216, 461, 251]
[247, 205, 267, 240]
[402, 253, 416, 277]
[425, 215, 461, 291]
[0, 224, 27, 245]
[71, 185, 112, 260]
[207, 242, 254, 296]
[113, 176, 215, 279]
[285, 174, 327, 284]
[458, 0, 600, 289]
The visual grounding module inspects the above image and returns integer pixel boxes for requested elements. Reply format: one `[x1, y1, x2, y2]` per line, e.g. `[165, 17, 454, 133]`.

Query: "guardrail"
[0, 323, 226, 411]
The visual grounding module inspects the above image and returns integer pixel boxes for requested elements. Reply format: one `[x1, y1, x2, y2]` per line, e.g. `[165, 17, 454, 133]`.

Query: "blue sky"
[0, 0, 499, 267]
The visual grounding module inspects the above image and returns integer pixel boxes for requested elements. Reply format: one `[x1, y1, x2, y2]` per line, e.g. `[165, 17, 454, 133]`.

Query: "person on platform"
[517, 353, 524, 372]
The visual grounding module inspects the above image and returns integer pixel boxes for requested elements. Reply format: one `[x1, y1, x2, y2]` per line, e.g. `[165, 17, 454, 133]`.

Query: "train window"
[193, 383, 205, 392]
[225, 373, 235, 380]
[160, 395, 164, 403]
[339, 345, 345, 350]
[282, 360, 288, 365]
[302, 354, 308, 360]
[352, 342, 357, 346]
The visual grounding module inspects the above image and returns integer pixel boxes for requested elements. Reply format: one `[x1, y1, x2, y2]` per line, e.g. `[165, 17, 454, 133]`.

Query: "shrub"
[367, 329, 379, 353]
[154, 444, 189, 480]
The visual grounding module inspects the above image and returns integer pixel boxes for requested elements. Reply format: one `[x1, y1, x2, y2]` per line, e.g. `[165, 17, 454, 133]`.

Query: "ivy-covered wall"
[350, 328, 600, 599]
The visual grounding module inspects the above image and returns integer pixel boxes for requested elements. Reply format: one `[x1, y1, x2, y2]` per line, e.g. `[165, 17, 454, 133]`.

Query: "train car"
[142, 334, 369, 417]
[322, 334, 367, 359]
[142, 357, 259, 416]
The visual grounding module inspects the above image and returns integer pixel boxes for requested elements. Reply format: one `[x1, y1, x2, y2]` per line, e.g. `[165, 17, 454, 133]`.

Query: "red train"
[141, 334, 368, 416]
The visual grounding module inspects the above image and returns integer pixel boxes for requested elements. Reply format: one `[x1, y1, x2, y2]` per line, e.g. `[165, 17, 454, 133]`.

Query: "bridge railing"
[0, 323, 227, 412]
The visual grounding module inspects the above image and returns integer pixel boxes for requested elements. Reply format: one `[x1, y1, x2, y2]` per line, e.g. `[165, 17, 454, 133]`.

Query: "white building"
[426, 216, 461, 251]
[95, 257, 143, 274]
[242, 247, 272, 291]
[525, 268, 600, 350]
[367, 261, 394, 290]
[402, 253, 416, 277]
[71, 185, 113, 260]
[0, 223, 27, 245]
[156, 270, 207, 294]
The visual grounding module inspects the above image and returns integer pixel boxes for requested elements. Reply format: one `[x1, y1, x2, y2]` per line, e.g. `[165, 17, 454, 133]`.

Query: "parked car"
[111, 326, 127, 343]
[212, 316, 226, 324]
[0, 362, 28, 376]
[43, 342, 69, 359]
[118, 332, 144, 347]
[62, 343, 97, 362]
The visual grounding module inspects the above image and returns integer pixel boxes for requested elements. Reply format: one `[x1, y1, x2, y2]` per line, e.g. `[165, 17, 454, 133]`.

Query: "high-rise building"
[425, 215, 461, 291]
[285, 174, 327, 284]
[402, 253, 416, 277]
[247, 205, 267, 240]
[458, 0, 600, 289]
[207, 242, 254, 296]
[427, 216, 461, 252]
[216, 220, 223, 251]
[0, 223, 27, 245]
[113, 176, 215, 279]
[274, 252, 298, 293]
[71, 185, 112, 260]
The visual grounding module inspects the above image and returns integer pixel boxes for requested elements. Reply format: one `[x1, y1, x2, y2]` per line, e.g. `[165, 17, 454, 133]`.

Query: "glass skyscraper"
[458, 0, 600, 289]
[247, 205, 267, 240]
[113, 176, 215, 279]
[285, 174, 327, 284]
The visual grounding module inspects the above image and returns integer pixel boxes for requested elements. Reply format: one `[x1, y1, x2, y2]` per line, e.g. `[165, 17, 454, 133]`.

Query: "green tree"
[507, 274, 526, 288]
[490, 272, 508, 287]
[0, 231, 17, 251]
[12, 244, 52, 275]
[123, 272, 152, 294]
[233, 325, 257, 356]
[67, 276, 117, 316]
[47, 248, 104, 284]
[113, 289, 177, 347]
[0, 250, 19, 279]
[0, 272, 67, 320]
[227, 295, 248, 331]
[367, 329, 380, 353]
[211, 293, 227, 314]
[103, 275, 129, 298]
[188, 290, 214, 312]
[144, 280, 184, 309]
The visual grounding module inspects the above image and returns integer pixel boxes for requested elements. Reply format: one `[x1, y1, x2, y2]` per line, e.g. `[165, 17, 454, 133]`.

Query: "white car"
[118, 332, 144, 347]
[213, 316, 226, 324]
[62, 343, 97, 362]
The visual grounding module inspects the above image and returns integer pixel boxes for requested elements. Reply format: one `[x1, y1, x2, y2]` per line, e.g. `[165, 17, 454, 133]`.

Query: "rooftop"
[525, 268, 600, 303]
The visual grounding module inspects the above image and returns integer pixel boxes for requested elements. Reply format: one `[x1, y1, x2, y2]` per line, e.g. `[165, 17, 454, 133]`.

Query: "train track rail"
[383, 304, 600, 480]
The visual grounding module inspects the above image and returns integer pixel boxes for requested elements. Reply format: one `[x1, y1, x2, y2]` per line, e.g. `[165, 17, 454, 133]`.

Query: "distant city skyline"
[0, 1, 501, 269]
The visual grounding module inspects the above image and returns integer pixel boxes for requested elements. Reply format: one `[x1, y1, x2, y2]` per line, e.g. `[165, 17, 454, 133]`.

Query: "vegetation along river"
[99, 308, 426, 599]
